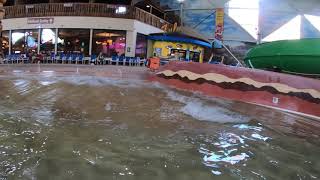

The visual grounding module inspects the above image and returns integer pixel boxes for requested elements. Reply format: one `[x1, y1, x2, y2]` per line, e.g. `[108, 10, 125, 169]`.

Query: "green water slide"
[244, 39, 320, 76]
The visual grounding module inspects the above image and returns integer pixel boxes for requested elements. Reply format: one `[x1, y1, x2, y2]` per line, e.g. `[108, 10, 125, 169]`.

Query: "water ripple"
[199, 123, 271, 176]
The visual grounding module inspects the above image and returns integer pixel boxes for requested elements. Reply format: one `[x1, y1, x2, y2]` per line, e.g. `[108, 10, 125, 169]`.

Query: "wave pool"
[0, 71, 319, 180]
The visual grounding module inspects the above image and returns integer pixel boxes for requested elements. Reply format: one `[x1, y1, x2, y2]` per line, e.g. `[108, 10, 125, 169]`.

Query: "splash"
[60, 76, 147, 88]
[165, 90, 250, 123]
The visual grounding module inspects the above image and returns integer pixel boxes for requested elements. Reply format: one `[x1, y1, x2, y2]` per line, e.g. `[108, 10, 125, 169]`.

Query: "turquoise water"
[0, 74, 319, 179]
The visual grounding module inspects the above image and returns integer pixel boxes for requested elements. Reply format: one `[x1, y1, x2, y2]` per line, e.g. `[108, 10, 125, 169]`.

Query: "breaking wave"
[165, 90, 251, 123]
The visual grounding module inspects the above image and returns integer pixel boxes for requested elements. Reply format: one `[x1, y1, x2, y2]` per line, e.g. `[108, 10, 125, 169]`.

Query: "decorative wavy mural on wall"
[157, 69, 320, 100]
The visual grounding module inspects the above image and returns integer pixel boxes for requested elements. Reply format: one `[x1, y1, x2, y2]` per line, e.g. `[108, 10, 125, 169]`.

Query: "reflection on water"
[0, 75, 319, 180]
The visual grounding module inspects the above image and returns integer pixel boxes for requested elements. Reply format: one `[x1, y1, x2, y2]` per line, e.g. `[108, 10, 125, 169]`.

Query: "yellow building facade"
[152, 41, 205, 63]
[148, 33, 212, 63]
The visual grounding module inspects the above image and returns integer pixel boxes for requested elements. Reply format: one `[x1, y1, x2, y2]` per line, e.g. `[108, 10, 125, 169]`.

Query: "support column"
[147, 39, 153, 58]
[0, 0, 6, 62]
[54, 28, 58, 54]
[37, 28, 41, 54]
[300, 15, 303, 39]
[9, 30, 12, 55]
[257, 0, 262, 44]
[89, 29, 93, 56]
[179, 2, 184, 27]
[125, 30, 137, 57]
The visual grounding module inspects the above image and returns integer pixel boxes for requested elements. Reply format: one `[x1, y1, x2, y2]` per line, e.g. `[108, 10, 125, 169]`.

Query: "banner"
[214, 8, 224, 42]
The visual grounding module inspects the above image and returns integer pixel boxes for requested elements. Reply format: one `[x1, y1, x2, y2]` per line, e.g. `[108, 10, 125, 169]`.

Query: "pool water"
[0, 74, 319, 180]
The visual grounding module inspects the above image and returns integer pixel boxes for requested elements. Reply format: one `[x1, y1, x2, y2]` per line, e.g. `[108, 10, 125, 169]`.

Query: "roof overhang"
[148, 34, 212, 48]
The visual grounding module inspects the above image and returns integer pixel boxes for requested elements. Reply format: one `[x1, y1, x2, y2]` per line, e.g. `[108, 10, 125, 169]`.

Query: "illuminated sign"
[27, 18, 54, 25]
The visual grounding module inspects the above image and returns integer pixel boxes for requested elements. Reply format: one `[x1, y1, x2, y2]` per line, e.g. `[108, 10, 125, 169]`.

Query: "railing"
[134, 7, 163, 29]
[4, 3, 171, 29]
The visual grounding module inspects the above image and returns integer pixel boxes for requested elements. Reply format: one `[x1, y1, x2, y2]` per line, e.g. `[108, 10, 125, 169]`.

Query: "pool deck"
[0, 64, 150, 80]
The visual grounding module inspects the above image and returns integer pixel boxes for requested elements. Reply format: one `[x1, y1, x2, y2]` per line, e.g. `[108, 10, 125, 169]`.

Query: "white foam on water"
[165, 90, 250, 123]
[251, 133, 270, 141]
[42, 71, 55, 73]
[59, 76, 147, 88]
[39, 80, 57, 86]
[13, 79, 34, 96]
[199, 132, 250, 176]
[204, 152, 249, 165]
[7, 74, 148, 89]
[105, 103, 112, 112]
[211, 170, 222, 175]
[199, 122, 273, 176]
[233, 124, 263, 132]
[199, 132, 251, 176]
[234, 124, 271, 142]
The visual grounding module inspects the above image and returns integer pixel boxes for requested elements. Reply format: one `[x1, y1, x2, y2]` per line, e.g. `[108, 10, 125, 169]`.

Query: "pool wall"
[151, 61, 320, 120]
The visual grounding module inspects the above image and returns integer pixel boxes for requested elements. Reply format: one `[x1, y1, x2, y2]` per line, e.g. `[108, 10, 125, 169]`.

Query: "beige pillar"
[54, 28, 58, 55]
[125, 30, 137, 57]
[89, 29, 93, 56]
[0, 0, 6, 62]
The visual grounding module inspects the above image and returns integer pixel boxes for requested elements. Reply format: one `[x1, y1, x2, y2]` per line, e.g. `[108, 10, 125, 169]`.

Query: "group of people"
[27, 51, 44, 63]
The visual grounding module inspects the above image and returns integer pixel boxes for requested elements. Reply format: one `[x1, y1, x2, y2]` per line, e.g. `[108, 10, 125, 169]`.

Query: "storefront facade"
[148, 33, 212, 63]
[2, 2, 170, 58]
[2, 16, 163, 57]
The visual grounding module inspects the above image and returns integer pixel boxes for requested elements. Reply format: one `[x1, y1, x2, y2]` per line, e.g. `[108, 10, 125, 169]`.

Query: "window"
[11, 30, 26, 54]
[170, 49, 186, 61]
[263, 15, 301, 42]
[305, 15, 320, 32]
[11, 29, 39, 54]
[135, 33, 147, 58]
[92, 30, 126, 57]
[58, 29, 90, 55]
[40, 28, 57, 54]
[189, 51, 200, 62]
[227, 0, 259, 39]
[25, 29, 39, 53]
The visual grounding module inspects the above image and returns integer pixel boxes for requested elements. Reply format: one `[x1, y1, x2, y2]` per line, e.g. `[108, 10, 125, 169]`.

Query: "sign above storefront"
[161, 22, 178, 33]
[214, 8, 224, 48]
[214, 8, 224, 42]
[27, 18, 54, 25]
